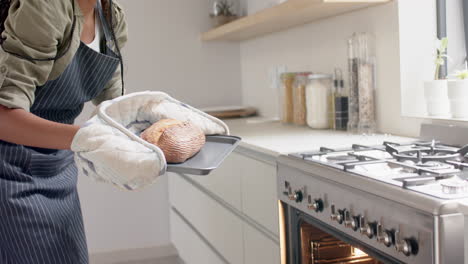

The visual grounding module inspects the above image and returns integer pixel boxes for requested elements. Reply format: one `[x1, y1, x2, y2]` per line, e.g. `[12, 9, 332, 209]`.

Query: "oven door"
[281, 202, 404, 264]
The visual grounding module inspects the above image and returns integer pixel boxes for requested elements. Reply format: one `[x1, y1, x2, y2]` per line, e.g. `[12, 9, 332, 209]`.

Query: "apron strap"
[96, 0, 114, 52]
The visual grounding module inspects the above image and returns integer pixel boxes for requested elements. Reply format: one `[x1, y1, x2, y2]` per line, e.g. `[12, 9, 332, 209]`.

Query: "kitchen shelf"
[202, 0, 392, 42]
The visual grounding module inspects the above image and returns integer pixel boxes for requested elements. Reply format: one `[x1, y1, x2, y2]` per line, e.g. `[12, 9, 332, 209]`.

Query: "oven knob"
[395, 229, 419, 256]
[336, 209, 346, 225]
[288, 189, 303, 202]
[364, 221, 378, 239]
[294, 190, 303, 203]
[401, 238, 419, 256]
[330, 204, 344, 224]
[308, 198, 324, 212]
[382, 229, 396, 247]
[351, 215, 361, 232]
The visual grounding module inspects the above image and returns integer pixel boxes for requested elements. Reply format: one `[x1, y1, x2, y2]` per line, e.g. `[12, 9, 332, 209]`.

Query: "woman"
[0, 0, 127, 263]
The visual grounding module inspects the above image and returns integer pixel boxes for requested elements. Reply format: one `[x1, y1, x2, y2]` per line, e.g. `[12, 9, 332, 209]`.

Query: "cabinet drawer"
[239, 155, 279, 235]
[189, 152, 243, 210]
[169, 174, 244, 264]
[170, 209, 227, 264]
[243, 223, 280, 264]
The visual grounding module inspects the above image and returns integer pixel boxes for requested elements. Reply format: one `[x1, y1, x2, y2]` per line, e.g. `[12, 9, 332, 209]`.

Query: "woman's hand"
[0, 105, 79, 150]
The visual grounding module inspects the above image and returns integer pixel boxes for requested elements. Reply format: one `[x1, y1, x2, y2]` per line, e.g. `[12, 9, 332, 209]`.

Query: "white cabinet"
[170, 209, 227, 264]
[169, 148, 280, 264]
[169, 173, 244, 264]
[188, 151, 279, 236]
[243, 223, 280, 264]
[191, 153, 243, 211]
[238, 154, 279, 235]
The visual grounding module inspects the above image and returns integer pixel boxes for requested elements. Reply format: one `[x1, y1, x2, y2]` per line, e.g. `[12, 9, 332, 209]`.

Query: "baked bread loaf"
[141, 119, 206, 163]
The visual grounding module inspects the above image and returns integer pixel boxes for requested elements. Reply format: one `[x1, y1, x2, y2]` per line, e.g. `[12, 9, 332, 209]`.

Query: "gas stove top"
[290, 141, 468, 199]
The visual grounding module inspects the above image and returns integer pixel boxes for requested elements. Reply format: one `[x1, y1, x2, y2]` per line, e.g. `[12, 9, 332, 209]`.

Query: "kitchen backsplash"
[239, 0, 422, 137]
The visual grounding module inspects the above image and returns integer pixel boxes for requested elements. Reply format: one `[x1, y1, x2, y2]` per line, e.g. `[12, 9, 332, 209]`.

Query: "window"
[440, 0, 467, 76]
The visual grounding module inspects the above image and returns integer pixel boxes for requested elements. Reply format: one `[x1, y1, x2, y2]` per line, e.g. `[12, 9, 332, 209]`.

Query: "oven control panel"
[327, 203, 419, 257]
[278, 164, 436, 264]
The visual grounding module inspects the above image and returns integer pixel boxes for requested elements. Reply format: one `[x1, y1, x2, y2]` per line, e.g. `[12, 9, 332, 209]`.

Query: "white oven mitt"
[71, 91, 229, 191]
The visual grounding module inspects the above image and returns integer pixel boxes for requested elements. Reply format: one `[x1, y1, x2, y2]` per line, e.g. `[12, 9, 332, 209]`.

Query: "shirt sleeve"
[93, 1, 128, 106]
[0, 0, 68, 111]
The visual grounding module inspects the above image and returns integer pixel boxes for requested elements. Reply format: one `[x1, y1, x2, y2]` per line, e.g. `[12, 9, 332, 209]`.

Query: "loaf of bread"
[141, 119, 206, 163]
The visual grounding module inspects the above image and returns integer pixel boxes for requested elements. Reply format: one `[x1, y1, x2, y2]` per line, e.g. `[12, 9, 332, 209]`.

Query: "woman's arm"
[0, 105, 79, 150]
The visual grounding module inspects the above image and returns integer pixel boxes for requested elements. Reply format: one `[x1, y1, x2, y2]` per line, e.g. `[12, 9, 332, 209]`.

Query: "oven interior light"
[353, 248, 368, 257]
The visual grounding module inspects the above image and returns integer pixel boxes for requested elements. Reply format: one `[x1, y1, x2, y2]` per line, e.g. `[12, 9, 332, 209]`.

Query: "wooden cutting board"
[202, 106, 257, 119]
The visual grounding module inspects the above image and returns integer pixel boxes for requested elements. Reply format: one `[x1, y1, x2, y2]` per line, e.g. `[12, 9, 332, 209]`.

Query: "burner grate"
[289, 138, 468, 199]
[384, 141, 462, 164]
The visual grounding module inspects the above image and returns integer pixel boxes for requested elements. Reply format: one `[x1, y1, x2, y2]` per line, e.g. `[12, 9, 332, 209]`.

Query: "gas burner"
[412, 161, 454, 171]
[440, 178, 468, 194]
[326, 155, 355, 162]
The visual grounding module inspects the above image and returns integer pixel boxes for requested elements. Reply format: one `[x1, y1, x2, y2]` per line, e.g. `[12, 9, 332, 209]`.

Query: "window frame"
[437, 0, 448, 78]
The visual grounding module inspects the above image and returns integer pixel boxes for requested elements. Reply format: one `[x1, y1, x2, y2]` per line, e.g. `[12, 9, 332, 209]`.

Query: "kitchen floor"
[117, 256, 182, 264]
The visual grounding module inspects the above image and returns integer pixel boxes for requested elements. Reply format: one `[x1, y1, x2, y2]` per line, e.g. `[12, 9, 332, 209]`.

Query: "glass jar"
[280, 73, 296, 124]
[347, 32, 377, 134]
[292, 72, 311, 125]
[306, 74, 333, 129]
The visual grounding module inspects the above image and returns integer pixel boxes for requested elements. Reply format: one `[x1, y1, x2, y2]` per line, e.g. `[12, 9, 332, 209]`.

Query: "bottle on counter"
[334, 68, 349, 131]
[306, 74, 333, 129]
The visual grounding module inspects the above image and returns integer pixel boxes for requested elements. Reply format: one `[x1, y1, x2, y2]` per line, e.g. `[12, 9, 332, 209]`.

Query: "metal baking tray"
[166, 135, 241, 176]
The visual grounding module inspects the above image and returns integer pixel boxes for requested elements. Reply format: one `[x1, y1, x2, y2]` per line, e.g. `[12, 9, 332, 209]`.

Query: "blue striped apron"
[0, 4, 120, 264]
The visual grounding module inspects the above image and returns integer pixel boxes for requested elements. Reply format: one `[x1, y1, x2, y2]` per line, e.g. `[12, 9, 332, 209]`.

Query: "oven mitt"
[71, 91, 229, 191]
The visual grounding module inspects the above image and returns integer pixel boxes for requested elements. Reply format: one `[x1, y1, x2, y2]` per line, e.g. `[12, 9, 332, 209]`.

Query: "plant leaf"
[441, 37, 448, 49]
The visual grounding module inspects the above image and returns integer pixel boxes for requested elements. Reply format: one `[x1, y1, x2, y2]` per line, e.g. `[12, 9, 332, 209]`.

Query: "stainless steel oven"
[281, 201, 404, 264]
[278, 153, 464, 264]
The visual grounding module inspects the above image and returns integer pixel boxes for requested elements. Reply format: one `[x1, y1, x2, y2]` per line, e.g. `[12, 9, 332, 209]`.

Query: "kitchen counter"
[225, 118, 414, 157]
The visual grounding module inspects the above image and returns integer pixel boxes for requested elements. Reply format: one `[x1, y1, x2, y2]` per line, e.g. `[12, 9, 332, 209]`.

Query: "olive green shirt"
[0, 0, 128, 111]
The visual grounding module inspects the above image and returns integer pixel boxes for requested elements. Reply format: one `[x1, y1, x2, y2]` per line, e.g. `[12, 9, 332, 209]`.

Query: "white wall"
[240, 1, 425, 137]
[76, 0, 242, 254]
[120, 0, 242, 108]
[398, 0, 437, 118]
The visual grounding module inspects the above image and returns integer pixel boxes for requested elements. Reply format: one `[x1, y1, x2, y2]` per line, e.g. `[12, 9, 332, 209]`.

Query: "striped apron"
[0, 4, 120, 264]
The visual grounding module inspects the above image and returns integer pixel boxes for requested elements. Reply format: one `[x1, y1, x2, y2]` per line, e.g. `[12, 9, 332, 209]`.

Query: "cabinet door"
[190, 152, 243, 211]
[170, 209, 227, 264]
[169, 174, 244, 264]
[243, 223, 280, 264]
[239, 155, 279, 236]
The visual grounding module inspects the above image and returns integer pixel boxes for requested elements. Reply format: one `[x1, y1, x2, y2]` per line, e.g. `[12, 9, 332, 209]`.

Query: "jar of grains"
[280, 73, 296, 124]
[347, 32, 377, 134]
[306, 74, 333, 129]
[292, 72, 311, 125]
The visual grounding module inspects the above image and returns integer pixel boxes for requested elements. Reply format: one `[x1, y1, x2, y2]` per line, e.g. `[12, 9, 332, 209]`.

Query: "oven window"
[300, 221, 383, 264]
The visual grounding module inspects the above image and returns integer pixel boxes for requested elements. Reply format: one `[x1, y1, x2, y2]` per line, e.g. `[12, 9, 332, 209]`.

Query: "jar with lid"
[292, 72, 311, 125]
[280, 73, 296, 124]
[347, 32, 377, 134]
[306, 74, 333, 129]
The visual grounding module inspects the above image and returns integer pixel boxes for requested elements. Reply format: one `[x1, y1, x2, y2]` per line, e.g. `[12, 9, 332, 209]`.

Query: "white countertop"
[225, 118, 414, 157]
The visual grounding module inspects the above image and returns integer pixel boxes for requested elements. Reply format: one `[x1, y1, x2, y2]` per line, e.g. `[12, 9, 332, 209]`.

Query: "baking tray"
[166, 135, 241, 175]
